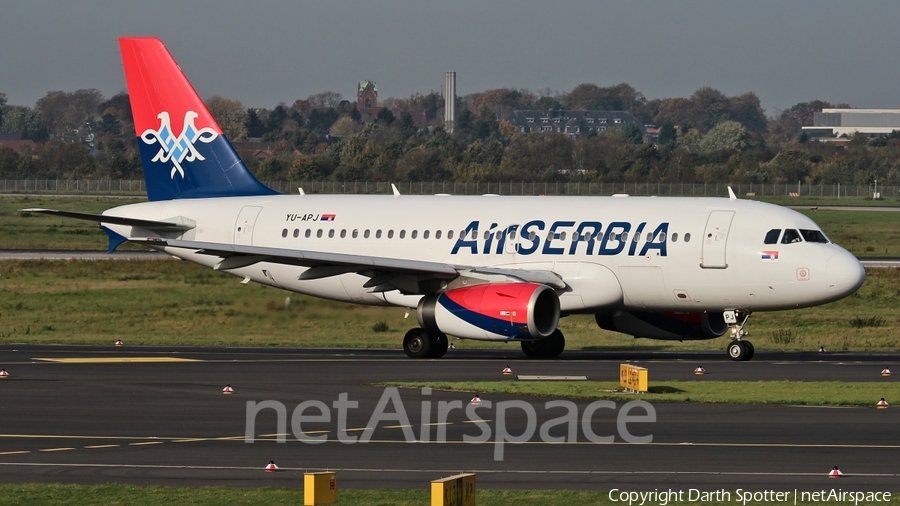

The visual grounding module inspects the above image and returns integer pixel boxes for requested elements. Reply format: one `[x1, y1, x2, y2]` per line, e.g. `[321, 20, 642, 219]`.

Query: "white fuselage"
[103, 194, 865, 315]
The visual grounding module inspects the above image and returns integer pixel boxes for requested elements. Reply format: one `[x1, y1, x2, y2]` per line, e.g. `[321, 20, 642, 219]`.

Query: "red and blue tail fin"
[119, 37, 277, 201]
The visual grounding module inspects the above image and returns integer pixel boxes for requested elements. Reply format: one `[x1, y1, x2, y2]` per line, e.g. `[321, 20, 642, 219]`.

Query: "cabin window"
[376, 230, 382, 239]
[448, 230, 454, 239]
[340, 229, 346, 238]
[423, 230, 430, 239]
[305, 229, 311, 238]
[509, 230, 517, 240]
[412, 230, 418, 239]
[781, 229, 802, 244]
[328, 230, 335, 238]
[436, 230, 442, 239]
[352, 229, 358, 238]
[364, 229, 370, 239]
[293, 229, 299, 238]
[684, 233, 691, 242]
[388, 230, 394, 239]
[658, 232, 666, 242]
[620, 232, 628, 242]
[646, 232, 654, 242]
[495, 231, 502, 240]
[316, 229, 323, 238]
[559, 231, 567, 241]
[764, 229, 781, 244]
[671, 233, 678, 242]
[470, 230, 477, 240]
[282, 229, 288, 238]
[399, 230, 406, 239]
[800, 229, 829, 243]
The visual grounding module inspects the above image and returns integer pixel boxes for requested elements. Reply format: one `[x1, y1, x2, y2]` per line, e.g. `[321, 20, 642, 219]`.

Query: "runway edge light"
[0, 369, 8, 378]
[304, 471, 337, 505]
[877, 398, 889, 409]
[265, 460, 278, 472]
[431, 473, 475, 506]
[828, 466, 842, 478]
[694, 366, 706, 375]
[502, 366, 513, 375]
[223, 384, 233, 395]
[115, 340, 123, 347]
[470, 395, 482, 405]
[882, 367, 892, 377]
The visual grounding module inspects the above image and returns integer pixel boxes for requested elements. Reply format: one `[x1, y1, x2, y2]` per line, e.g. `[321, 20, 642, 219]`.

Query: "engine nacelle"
[418, 283, 560, 341]
[596, 310, 729, 341]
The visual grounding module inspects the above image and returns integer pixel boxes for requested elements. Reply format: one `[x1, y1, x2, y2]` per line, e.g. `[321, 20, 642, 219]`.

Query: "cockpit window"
[764, 229, 781, 244]
[781, 229, 802, 244]
[799, 229, 829, 243]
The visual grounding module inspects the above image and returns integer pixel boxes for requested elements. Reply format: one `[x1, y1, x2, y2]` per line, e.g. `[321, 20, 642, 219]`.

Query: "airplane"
[22, 37, 866, 361]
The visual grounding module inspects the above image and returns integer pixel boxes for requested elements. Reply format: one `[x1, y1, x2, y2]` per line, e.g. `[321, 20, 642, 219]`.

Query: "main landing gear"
[724, 310, 754, 361]
[520, 329, 566, 358]
[403, 328, 448, 359]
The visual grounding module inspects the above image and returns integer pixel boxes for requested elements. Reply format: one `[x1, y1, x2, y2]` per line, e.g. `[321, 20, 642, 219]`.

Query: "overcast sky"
[3, 1, 899, 116]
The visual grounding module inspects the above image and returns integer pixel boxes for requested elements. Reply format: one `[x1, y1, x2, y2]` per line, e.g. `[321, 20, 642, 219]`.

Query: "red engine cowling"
[595, 310, 729, 341]
[418, 283, 560, 341]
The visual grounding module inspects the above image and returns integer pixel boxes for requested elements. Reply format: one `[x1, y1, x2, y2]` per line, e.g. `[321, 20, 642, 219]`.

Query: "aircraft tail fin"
[119, 37, 277, 202]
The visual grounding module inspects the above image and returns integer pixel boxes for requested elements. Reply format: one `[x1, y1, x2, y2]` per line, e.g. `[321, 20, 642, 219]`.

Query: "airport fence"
[0, 179, 897, 199]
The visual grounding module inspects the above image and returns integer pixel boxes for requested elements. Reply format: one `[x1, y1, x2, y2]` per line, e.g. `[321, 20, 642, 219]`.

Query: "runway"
[0, 345, 897, 491]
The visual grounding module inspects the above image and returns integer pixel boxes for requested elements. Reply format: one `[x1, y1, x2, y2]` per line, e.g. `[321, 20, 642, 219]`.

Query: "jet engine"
[418, 283, 560, 340]
[596, 310, 728, 340]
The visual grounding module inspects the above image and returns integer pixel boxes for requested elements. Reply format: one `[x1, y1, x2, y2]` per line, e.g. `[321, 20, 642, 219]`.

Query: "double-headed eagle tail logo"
[140, 111, 218, 179]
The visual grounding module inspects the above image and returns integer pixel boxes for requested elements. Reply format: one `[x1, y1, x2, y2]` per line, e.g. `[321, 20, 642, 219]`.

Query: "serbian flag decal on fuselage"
[761, 250, 779, 262]
[320, 214, 336, 222]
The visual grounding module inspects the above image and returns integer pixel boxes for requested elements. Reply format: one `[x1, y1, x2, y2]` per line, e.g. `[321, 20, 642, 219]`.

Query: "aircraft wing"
[135, 238, 566, 292]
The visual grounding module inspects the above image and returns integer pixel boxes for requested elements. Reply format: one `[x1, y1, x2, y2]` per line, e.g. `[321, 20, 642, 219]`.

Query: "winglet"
[391, 184, 401, 197]
[727, 186, 737, 200]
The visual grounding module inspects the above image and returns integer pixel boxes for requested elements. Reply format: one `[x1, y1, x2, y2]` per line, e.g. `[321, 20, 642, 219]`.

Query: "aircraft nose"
[826, 250, 866, 297]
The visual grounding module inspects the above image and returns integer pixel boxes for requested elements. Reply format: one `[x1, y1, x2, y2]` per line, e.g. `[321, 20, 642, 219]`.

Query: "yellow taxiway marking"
[0, 451, 30, 455]
[129, 441, 163, 446]
[39, 447, 76, 452]
[172, 438, 208, 443]
[33, 357, 202, 363]
[84, 445, 119, 449]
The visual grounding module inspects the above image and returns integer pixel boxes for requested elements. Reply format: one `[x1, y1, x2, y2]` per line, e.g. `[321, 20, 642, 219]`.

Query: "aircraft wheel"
[521, 340, 537, 357]
[521, 330, 565, 358]
[743, 340, 755, 361]
[429, 333, 449, 358]
[727, 341, 746, 361]
[545, 329, 565, 358]
[403, 328, 432, 359]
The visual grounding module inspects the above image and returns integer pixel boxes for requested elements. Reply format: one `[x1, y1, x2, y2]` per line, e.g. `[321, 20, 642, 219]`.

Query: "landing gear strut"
[521, 329, 566, 358]
[725, 310, 754, 361]
[403, 328, 448, 359]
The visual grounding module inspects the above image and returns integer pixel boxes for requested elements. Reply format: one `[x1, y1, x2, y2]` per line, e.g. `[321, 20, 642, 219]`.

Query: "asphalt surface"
[0, 345, 897, 491]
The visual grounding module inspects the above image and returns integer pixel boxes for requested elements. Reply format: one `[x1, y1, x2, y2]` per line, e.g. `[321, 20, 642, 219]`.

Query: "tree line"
[1, 84, 899, 187]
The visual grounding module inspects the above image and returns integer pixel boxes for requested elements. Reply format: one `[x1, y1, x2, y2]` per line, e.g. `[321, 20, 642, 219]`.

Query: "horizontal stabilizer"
[20, 208, 195, 233]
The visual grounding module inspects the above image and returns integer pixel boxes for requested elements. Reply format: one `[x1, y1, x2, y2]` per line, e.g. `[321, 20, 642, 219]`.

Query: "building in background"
[802, 108, 900, 139]
[507, 110, 647, 141]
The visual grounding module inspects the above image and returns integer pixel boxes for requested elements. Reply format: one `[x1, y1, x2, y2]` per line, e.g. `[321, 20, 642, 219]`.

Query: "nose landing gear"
[724, 310, 754, 361]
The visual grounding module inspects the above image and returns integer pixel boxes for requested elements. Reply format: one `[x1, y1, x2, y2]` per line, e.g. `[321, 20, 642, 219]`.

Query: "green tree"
[622, 123, 643, 145]
[699, 120, 749, 152]
[658, 121, 677, 146]
[245, 108, 265, 138]
[36, 89, 103, 136]
[0, 92, 6, 127]
[205, 96, 247, 141]
[1, 105, 48, 141]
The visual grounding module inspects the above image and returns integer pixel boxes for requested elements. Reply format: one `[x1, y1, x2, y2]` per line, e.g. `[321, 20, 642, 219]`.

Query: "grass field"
[0, 259, 898, 352]
[387, 381, 900, 406]
[0, 484, 891, 506]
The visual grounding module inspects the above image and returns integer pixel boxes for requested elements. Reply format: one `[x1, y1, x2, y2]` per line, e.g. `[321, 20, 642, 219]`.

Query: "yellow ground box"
[304, 471, 336, 505]
[620, 364, 648, 392]
[431, 473, 476, 506]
